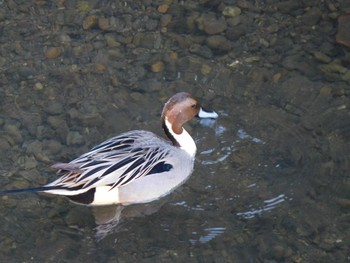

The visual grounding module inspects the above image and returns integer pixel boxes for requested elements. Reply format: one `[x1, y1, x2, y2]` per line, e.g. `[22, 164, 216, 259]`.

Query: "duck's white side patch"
[165, 118, 197, 158]
[91, 186, 120, 206]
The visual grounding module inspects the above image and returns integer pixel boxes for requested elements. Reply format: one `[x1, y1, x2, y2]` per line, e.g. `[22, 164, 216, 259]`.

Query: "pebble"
[319, 62, 348, 74]
[301, 7, 322, 26]
[189, 44, 213, 59]
[273, 72, 282, 82]
[199, 15, 227, 35]
[83, 15, 98, 30]
[151, 61, 165, 73]
[222, 6, 241, 17]
[200, 64, 212, 75]
[203, 18, 227, 35]
[66, 131, 84, 146]
[341, 71, 350, 83]
[133, 32, 162, 49]
[58, 33, 71, 44]
[226, 25, 247, 40]
[47, 116, 65, 129]
[4, 124, 23, 144]
[319, 85, 332, 95]
[206, 35, 232, 51]
[33, 82, 44, 91]
[46, 101, 64, 115]
[45, 139, 63, 155]
[336, 14, 350, 47]
[105, 34, 120, 48]
[0, 138, 11, 151]
[11, 179, 30, 189]
[158, 4, 169, 13]
[161, 14, 172, 27]
[18, 67, 34, 80]
[313, 51, 332, 63]
[23, 156, 38, 170]
[96, 63, 106, 72]
[45, 47, 61, 59]
[98, 17, 109, 30]
[77, 1, 94, 12]
[168, 51, 178, 60]
[26, 140, 42, 155]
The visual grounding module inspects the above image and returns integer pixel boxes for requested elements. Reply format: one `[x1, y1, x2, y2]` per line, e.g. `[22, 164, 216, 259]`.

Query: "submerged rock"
[336, 14, 350, 47]
[66, 131, 84, 146]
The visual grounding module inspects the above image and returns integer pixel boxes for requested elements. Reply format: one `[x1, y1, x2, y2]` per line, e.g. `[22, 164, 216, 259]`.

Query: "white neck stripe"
[165, 118, 197, 157]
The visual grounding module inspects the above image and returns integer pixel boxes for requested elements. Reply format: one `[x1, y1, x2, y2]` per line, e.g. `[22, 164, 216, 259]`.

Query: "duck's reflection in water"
[92, 200, 167, 241]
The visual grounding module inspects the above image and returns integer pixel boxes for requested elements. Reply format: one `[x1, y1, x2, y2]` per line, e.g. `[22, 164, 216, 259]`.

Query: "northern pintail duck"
[0, 92, 218, 206]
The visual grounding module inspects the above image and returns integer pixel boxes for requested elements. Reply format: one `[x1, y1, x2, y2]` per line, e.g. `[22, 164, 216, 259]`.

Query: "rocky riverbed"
[0, 0, 349, 262]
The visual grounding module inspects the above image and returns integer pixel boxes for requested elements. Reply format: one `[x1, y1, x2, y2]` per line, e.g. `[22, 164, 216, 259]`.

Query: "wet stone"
[18, 67, 34, 80]
[198, 14, 227, 35]
[206, 35, 232, 51]
[33, 82, 44, 91]
[336, 14, 350, 48]
[98, 17, 109, 30]
[158, 4, 169, 14]
[318, 62, 348, 74]
[44, 139, 63, 155]
[47, 116, 65, 129]
[222, 6, 241, 17]
[46, 102, 64, 115]
[133, 32, 162, 49]
[83, 15, 98, 30]
[313, 51, 332, 63]
[0, 138, 11, 152]
[189, 44, 213, 59]
[201, 64, 212, 75]
[161, 14, 172, 27]
[23, 156, 38, 170]
[4, 124, 23, 144]
[105, 34, 121, 48]
[58, 33, 71, 45]
[276, 0, 300, 14]
[151, 61, 165, 73]
[26, 141, 42, 155]
[341, 71, 350, 83]
[301, 7, 322, 26]
[225, 25, 248, 41]
[66, 131, 84, 146]
[79, 113, 104, 127]
[11, 179, 30, 189]
[45, 47, 61, 59]
[16, 93, 34, 109]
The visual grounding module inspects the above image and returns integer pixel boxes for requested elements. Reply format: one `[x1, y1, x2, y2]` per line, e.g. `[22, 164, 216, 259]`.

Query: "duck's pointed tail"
[0, 186, 59, 195]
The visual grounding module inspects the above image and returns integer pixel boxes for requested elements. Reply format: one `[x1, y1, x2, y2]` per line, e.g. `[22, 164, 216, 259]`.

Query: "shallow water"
[0, 0, 350, 262]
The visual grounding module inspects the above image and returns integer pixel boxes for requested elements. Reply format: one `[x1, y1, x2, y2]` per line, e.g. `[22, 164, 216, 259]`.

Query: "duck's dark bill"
[197, 107, 218, 119]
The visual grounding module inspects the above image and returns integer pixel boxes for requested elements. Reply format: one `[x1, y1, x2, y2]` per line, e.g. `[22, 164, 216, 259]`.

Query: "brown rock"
[83, 15, 98, 30]
[203, 18, 227, 35]
[45, 47, 61, 59]
[158, 4, 169, 13]
[96, 63, 106, 72]
[161, 14, 172, 27]
[151, 61, 164, 73]
[98, 18, 109, 30]
[336, 15, 350, 47]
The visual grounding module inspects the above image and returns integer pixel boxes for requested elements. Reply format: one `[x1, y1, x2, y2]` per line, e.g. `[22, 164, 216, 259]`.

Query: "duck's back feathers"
[43, 131, 178, 202]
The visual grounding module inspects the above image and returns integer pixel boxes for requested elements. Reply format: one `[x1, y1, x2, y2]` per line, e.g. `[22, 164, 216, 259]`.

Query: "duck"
[0, 92, 218, 206]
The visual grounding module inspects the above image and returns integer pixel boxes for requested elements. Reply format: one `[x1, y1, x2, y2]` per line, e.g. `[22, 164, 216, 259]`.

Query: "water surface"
[0, 0, 349, 262]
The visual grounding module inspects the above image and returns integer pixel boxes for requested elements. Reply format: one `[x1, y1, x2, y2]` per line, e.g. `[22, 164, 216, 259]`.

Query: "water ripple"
[236, 194, 286, 219]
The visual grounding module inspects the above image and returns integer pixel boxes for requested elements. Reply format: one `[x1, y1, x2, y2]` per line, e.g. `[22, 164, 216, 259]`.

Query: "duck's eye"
[191, 104, 197, 108]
